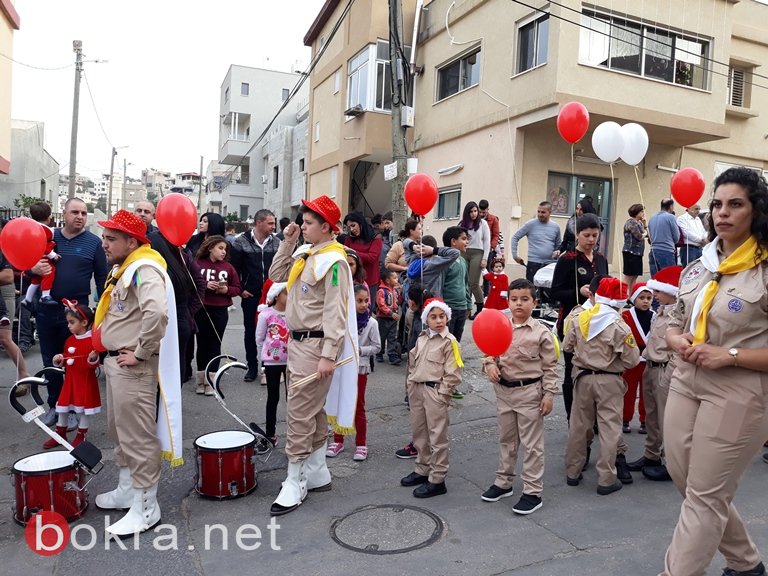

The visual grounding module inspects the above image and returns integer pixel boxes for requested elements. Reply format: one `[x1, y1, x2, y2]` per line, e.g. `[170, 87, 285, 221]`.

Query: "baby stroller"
[532, 263, 558, 322]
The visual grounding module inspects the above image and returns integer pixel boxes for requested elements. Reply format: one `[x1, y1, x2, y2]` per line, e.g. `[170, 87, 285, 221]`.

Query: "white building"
[0, 120, 59, 209]
[218, 65, 309, 220]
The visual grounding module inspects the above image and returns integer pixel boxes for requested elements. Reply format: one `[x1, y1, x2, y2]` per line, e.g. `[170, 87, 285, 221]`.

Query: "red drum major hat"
[98, 210, 149, 245]
[301, 195, 341, 233]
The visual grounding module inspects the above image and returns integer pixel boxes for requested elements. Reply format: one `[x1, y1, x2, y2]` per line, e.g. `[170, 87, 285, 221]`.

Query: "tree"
[13, 194, 47, 212]
[86, 203, 95, 213]
[95, 197, 107, 212]
[225, 212, 240, 223]
[146, 190, 158, 204]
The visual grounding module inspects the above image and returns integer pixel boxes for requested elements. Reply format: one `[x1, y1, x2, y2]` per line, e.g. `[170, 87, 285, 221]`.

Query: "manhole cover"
[330, 504, 444, 555]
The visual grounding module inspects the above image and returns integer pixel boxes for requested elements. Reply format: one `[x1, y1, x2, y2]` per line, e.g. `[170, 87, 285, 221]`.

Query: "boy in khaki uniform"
[268, 195, 357, 516]
[481, 279, 558, 515]
[627, 265, 681, 481]
[564, 277, 640, 495]
[400, 298, 463, 498]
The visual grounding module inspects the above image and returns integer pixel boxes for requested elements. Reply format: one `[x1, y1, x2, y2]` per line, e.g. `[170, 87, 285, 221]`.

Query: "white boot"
[95, 467, 134, 510]
[270, 461, 307, 516]
[195, 371, 205, 395]
[305, 442, 332, 492]
[106, 483, 161, 537]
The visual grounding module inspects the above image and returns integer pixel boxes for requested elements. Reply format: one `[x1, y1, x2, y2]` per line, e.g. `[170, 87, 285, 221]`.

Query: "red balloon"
[404, 173, 438, 216]
[92, 325, 106, 353]
[670, 168, 706, 209]
[557, 102, 590, 144]
[471, 309, 513, 357]
[156, 193, 198, 247]
[0, 217, 47, 270]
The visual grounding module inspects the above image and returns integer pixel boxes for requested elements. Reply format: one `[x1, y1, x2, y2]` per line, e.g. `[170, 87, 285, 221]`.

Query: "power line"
[508, 0, 768, 93]
[0, 163, 69, 186]
[82, 71, 115, 149]
[0, 50, 74, 71]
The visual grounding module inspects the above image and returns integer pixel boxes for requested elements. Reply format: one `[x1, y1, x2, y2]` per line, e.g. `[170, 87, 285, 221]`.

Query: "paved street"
[0, 306, 766, 575]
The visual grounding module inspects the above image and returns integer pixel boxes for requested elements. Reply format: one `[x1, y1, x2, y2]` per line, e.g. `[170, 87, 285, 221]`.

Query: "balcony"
[220, 138, 252, 165]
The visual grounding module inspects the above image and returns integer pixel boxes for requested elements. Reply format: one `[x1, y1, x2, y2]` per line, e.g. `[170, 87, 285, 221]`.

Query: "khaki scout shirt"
[407, 328, 462, 396]
[101, 263, 168, 360]
[269, 238, 351, 360]
[483, 317, 558, 398]
[644, 304, 675, 363]
[563, 311, 640, 373]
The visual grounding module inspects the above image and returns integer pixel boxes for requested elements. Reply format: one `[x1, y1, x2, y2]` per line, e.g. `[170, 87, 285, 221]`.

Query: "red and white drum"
[11, 452, 88, 525]
[194, 431, 257, 499]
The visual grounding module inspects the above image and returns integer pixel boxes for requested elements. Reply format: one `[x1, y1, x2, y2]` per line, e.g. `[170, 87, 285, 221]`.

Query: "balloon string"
[570, 144, 575, 177]
[611, 163, 622, 284]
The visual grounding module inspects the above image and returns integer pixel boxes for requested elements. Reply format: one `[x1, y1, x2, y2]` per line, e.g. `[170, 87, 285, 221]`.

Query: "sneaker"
[375, 354, 384, 363]
[203, 384, 214, 396]
[353, 446, 368, 461]
[243, 370, 257, 383]
[638, 422, 647, 434]
[256, 436, 277, 455]
[450, 391, 465, 399]
[481, 484, 514, 502]
[39, 296, 56, 305]
[395, 442, 417, 459]
[622, 421, 631, 433]
[512, 493, 543, 515]
[66, 413, 79, 432]
[42, 407, 57, 426]
[389, 356, 401, 366]
[616, 454, 633, 484]
[722, 561, 766, 576]
[326, 442, 344, 457]
[260, 370, 267, 386]
[196, 382, 205, 395]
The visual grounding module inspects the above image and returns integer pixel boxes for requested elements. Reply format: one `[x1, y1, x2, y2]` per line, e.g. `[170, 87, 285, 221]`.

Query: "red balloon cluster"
[404, 173, 438, 216]
[156, 193, 198, 246]
[557, 102, 590, 144]
[0, 217, 47, 270]
[670, 168, 706, 208]
[471, 309, 513, 357]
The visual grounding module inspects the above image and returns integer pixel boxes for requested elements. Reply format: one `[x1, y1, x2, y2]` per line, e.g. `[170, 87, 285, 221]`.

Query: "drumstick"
[288, 356, 355, 391]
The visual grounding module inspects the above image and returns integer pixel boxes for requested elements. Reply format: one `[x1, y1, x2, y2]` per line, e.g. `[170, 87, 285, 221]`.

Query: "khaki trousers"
[660, 371, 768, 576]
[565, 374, 626, 486]
[408, 381, 450, 483]
[104, 356, 161, 488]
[642, 364, 670, 461]
[285, 339, 332, 462]
[493, 382, 545, 496]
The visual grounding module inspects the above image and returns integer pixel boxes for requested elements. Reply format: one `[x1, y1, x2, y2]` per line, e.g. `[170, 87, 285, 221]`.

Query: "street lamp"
[122, 159, 134, 213]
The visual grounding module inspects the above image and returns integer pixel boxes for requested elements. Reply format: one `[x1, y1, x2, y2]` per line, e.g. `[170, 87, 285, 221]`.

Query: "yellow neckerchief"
[286, 240, 347, 292]
[693, 235, 768, 345]
[94, 244, 167, 328]
[427, 327, 465, 368]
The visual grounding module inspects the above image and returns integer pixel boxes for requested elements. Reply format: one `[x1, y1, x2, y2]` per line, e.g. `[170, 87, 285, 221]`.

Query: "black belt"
[291, 330, 325, 341]
[107, 350, 121, 357]
[422, 381, 439, 388]
[648, 361, 668, 368]
[498, 376, 542, 388]
[578, 369, 622, 377]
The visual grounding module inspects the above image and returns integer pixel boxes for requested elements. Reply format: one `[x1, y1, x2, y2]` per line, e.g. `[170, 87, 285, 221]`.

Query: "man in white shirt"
[676, 204, 707, 266]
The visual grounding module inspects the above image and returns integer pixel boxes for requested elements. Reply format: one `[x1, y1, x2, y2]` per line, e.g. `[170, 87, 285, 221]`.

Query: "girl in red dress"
[483, 258, 510, 310]
[43, 300, 101, 449]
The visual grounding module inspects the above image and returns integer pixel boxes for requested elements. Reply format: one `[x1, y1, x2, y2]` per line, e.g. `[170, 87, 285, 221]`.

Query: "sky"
[10, 0, 325, 182]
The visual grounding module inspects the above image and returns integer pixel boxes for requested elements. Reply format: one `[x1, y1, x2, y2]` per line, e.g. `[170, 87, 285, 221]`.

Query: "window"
[330, 166, 338, 198]
[299, 158, 305, 172]
[313, 122, 320, 142]
[239, 205, 249, 221]
[436, 187, 461, 219]
[224, 87, 230, 103]
[346, 41, 409, 113]
[347, 47, 371, 110]
[728, 66, 746, 107]
[282, 88, 290, 101]
[517, 14, 549, 73]
[273, 166, 279, 189]
[579, 11, 710, 90]
[436, 48, 481, 101]
[241, 82, 249, 96]
[547, 172, 613, 248]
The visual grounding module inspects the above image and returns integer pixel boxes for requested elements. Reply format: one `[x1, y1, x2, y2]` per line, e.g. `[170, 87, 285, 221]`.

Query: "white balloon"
[620, 123, 649, 166]
[591, 121, 624, 163]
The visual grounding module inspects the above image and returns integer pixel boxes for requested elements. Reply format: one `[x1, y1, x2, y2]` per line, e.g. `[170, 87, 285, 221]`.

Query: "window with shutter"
[728, 67, 745, 107]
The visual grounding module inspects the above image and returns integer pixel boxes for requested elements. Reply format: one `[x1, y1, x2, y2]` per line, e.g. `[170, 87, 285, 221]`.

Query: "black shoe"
[469, 304, 484, 320]
[400, 472, 429, 487]
[566, 473, 583, 486]
[481, 484, 514, 502]
[395, 442, 417, 459]
[512, 493, 543, 515]
[413, 481, 447, 498]
[627, 456, 661, 472]
[615, 455, 633, 484]
[596, 480, 623, 495]
[270, 502, 300, 516]
[582, 446, 591, 471]
[622, 421, 631, 433]
[638, 422, 647, 434]
[376, 355, 384, 363]
[642, 464, 673, 482]
[723, 561, 766, 576]
[243, 370, 257, 383]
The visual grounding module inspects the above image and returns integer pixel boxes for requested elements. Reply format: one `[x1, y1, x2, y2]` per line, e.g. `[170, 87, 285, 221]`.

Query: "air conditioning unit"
[261, 175, 268, 184]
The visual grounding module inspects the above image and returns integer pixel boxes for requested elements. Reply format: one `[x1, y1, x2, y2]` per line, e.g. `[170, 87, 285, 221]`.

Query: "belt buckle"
[296, 330, 309, 342]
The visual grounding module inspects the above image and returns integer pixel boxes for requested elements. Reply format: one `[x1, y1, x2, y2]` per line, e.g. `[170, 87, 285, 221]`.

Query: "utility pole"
[107, 147, 116, 218]
[68, 40, 84, 199]
[389, 0, 409, 233]
[122, 158, 128, 213]
[198, 155, 204, 212]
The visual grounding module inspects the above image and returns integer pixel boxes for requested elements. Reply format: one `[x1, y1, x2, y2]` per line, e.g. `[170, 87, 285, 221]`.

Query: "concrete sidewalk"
[0, 306, 766, 575]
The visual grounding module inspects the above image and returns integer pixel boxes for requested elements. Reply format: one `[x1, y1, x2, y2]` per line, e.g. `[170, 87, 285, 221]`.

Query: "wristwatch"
[728, 348, 739, 366]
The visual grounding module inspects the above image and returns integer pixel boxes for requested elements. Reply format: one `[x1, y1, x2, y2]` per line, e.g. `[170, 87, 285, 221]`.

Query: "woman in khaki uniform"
[662, 167, 768, 576]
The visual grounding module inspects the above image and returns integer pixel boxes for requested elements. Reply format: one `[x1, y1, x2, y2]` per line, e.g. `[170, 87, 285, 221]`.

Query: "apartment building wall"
[0, 1, 20, 174]
[0, 120, 59, 208]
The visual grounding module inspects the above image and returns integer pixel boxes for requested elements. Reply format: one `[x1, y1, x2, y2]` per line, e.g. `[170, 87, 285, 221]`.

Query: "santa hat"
[647, 265, 683, 296]
[594, 277, 628, 309]
[421, 297, 452, 325]
[629, 282, 653, 304]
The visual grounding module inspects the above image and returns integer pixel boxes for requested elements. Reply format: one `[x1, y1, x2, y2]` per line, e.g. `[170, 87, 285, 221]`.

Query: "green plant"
[13, 194, 48, 212]
[225, 212, 240, 223]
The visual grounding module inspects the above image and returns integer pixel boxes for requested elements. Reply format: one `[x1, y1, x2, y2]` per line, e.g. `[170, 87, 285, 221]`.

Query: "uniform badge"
[301, 283, 309, 294]
[577, 267, 587, 276]
[679, 300, 685, 315]
[683, 267, 702, 284]
[116, 302, 125, 312]
[624, 333, 636, 347]
[727, 298, 743, 313]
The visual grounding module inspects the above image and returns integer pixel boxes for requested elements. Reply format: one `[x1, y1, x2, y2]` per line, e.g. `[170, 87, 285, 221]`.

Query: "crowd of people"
[4, 166, 768, 575]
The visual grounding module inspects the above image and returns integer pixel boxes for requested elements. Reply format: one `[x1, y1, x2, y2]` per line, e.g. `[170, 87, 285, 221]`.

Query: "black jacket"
[230, 231, 282, 299]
